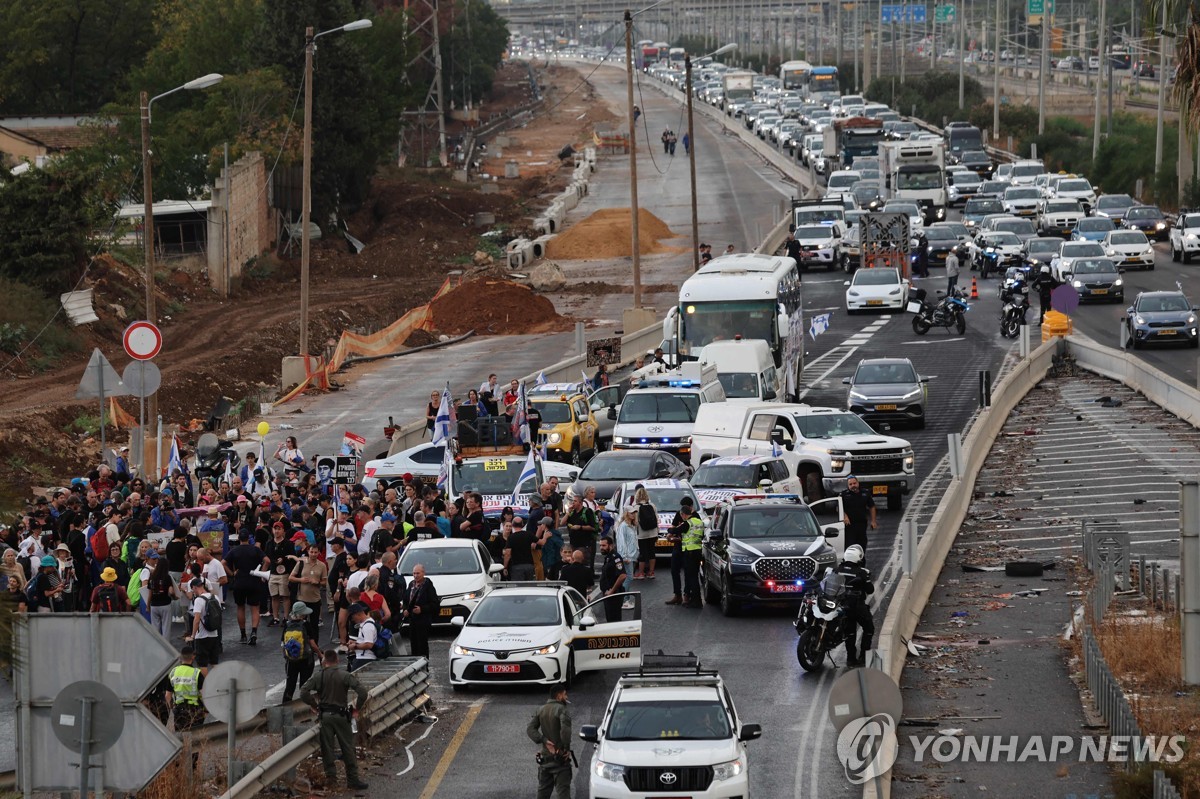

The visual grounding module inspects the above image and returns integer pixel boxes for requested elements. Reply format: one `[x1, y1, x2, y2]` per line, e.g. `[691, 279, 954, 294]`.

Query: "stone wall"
[207, 151, 275, 295]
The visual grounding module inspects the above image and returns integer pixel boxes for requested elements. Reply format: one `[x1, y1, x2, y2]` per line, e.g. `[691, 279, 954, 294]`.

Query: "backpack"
[281, 622, 309, 661]
[90, 527, 110, 563]
[126, 570, 143, 606]
[94, 583, 121, 613]
[200, 595, 223, 632]
[365, 618, 392, 659]
[24, 575, 40, 606]
[122, 537, 142, 569]
[637, 503, 657, 532]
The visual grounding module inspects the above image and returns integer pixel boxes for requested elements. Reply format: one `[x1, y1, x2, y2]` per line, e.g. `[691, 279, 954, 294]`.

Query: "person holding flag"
[510, 381, 530, 446]
[431, 384, 456, 445]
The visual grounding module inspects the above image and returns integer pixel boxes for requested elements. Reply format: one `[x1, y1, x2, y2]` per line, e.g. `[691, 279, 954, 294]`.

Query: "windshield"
[855, 361, 917, 383]
[580, 455, 653, 481]
[467, 594, 561, 626]
[1028, 240, 1063, 255]
[1138, 295, 1191, 312]
[453, 460, 537, 495]
[925, 228, 957, 242]
[1046, 201, 1079, 212]
[533, 402, 572, 424]
[794, 411, 877, 438]
[852, 185, 881, 201]
[1006, 188, 1040, 199]
[828, 174, 860, 187]
[1076, 219, 1113, 231]
[794, 208, 841, 225]
[962, 151, 989, 163]
[1072, 259, 1117, 274]
[607, 699, 732, 741]
[1097, 195, 1133, 209]
[398, 546, 480, 576]
[618, 392, 700, 424]
[1064, 243, 1104, 256]
[1126, 208, 1162, 220]
[853, 268, 901, 286]
[731, 506, 821, 538]
[897, 171, 942, 189]
[692, 464, 759, 489]
[1059, 180, 1091, 192]
[986, 232, 1022, 246]
[796, 225, 832, 238]
[717, 373, 760, 398]
[1012, 164, 1043, 178]
[644, 487, 701, 509]
[884, 203, 920, 217]
[965, 199, 1003, 215]
[1109, 232, 1146, 245]
[680, 299, 777, 352]
[996, 220, 1034, 235]
[952, 173, 981, 187]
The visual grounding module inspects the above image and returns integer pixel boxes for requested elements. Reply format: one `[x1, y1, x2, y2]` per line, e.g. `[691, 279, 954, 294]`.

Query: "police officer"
[663, 497, 693, 605]
[526, 683, 573, 799]
[839, 475, 877, 559]
[167, 645, 207, 732]
[680, 503, 705, 609]
[1032, 264, 1059, 324]
[597, 536, 627, 622]
[836, 545, 875, 666]
[300, 650, 369, 789]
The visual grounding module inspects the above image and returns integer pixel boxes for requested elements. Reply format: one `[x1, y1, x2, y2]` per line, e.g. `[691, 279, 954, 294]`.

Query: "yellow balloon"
[257, 421, 270, 437]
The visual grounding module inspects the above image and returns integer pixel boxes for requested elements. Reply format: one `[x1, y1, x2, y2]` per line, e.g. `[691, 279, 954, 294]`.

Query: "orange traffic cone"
[970, 277, 979, 300]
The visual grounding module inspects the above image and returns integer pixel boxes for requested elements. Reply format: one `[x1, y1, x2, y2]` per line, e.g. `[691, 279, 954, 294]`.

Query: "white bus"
[662, 254, 805, 401]
[669, 47, 686, 66]
[780, 60, 813, 90]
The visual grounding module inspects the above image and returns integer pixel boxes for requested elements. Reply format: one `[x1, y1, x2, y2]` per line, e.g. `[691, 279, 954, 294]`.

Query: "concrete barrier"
[531, 235, 555, 259]
[534, 217, 551, 235]
[1067, 332, 1200, 426]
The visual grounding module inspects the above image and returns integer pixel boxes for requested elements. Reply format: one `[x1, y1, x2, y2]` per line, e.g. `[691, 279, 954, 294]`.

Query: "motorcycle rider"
[836, 545, 875, 667]
[1031, 264, 1059, 325]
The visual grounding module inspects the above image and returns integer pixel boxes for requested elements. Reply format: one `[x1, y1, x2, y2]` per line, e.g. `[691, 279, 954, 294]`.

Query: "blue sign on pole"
[881, 4, 927, 22]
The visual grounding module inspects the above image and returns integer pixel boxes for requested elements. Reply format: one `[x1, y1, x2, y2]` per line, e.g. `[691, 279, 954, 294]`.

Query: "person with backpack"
[280, 601, 322, 702]
[631, 486, 659, 580]
[346, 602, 380, 672]
[89, 566, 130, 612]
[186, 577, 222, 672]
[127, 547, 157, 622]
[28, 555, 63, 612]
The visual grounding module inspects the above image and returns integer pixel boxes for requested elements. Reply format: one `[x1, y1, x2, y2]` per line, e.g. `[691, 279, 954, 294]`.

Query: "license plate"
[1126, 257, 1140, 262]
[872, 485, 889, 495]
[657, 538, 673, 548]
[867, 300, 883, 306]
[906, 301, 923, 313]
[1092, 288, 1108, 295]
[484, 664, 521, 674]
[439, 607, 454, 617]
[875, 404, 898, 411]
[1158, 330, 1177, 335]
[769, 583, 805, 593]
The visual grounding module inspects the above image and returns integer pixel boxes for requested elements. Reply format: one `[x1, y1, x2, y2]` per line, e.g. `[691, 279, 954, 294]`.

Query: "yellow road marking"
[417, 700, 485, 799]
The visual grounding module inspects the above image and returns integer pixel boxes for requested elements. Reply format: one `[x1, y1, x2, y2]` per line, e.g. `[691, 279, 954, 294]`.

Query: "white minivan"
[610, 361, 726, 465]
[698, 338, 780, 402]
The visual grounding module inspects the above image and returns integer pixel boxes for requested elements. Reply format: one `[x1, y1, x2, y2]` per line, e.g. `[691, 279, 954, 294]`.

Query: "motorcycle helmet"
[844, 545, 865, 564]
[1040, 265, 1050, 274]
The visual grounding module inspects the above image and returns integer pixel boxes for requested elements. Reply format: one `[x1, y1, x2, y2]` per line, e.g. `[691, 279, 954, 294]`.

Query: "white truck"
[722, 70, 756, 115]
[698, 338, 781, 402]
[689, 402, 916, 510]
[880, 139, 948, 224]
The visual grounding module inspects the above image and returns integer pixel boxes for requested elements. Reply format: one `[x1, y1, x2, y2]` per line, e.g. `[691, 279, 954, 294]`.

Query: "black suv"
[699, 496, 840, 617]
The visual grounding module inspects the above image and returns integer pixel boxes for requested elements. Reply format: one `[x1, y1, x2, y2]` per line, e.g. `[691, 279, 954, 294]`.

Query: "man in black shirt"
[558, 549, 592, 596]
[504, 517, 536, 581]
[262, 522, 298, 624]
[564, 494, 598, 571]
[226, 529, 268, 645]
[377, 551, 404, 632]
[839, 475, 877, 558]
[663, 497, 692, 605]
[371, 514, 397, 559]
[597, 536, 627, 623]
[165, 527, 190, 623]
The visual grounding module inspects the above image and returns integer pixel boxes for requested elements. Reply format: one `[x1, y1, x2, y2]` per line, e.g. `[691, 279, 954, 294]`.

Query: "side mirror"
[568, 471, 579, 481]
[824, 527, 840, 538]
[739, 723, 763, 742]
[1118, 268, 1126, 274]
[579, 614, 597, 629]
[707, 529, 724, 541]
[607, 407, 617, 420]
[919, 376, 930, 383]
[763, 387, 777, 401]
[450, 616, 465, 628]
[843, 280, 851, 286]
[489, 563, 505, 576]
[842, 377, 851, 384]
[579, 725, 600, 743]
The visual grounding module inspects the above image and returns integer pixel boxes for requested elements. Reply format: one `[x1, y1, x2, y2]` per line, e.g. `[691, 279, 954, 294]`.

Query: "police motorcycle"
[999, 266, 1032, 339]
[794, 568, 858, 671]
[194, 432, 241, 481]
[908, 285, 969, 336]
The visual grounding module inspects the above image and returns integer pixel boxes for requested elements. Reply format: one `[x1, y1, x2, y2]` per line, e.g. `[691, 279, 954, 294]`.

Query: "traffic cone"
[970, 277, 979, 300]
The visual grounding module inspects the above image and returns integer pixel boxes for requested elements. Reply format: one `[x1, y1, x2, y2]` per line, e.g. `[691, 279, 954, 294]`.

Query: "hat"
[162, 488, 173, 496]
[207, 506, 220, 516]
[39, 555, 57, 568]
[380, 513, 396, 523]
[290, 601, 313, 618]
[71, 477, 85, 487]
[337, 504, 349, 514]
[101, 567, 118, 583]
[348, 602, 368, 616]
[120, 446, 130, 452]
[402, 473, 414, 482]
[145, 550, 159, 560]
[236, 494, 249, 503]
[273, 521, 285, 529]
[291, 531, 308, 543]
[55, 543, 70, 553]
[537, 516, 554, 527]
[259, 498, 271, 507]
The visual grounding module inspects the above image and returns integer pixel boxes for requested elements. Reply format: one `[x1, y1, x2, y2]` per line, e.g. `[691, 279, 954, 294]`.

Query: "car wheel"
[570, 444, 582, 467]
[1131, 331, 1142, 349]
[1185, 251, 1193, 264]
[720, 577, 740, 617]
[1171, 244, 1180, 262]
[564, 653, 577, 687]
[703, 565, 720, 604]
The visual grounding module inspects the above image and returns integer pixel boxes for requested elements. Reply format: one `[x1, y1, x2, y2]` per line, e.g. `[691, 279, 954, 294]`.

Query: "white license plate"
[484, 664, 521, 674]
[769, 583, 805, 593]
[906, 301, 923, 313]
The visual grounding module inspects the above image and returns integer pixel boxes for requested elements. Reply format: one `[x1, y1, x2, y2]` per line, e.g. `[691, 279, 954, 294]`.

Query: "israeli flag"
[437, 443, 453, 490]
[809, 312, 832, 340]
[771, 439, 782, 458]
[432, 384, 454, 445]
[581, 368, 593, 390]
[510, 449, 537, 506]
[223, 453, 233, 486]
[167, 435, 182, 476]
[539, 437, 548, 461]
[536, 370, 547, 386]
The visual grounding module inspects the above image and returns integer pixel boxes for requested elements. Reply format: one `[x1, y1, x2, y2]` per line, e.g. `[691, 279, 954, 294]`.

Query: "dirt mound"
[547, 208, 682, 260]
[428, 278, 572, 336]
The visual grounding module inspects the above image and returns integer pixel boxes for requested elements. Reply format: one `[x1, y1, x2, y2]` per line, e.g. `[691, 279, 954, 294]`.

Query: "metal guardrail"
[1156, 768, 1184, 799]
[1081, 629, 1144, 771]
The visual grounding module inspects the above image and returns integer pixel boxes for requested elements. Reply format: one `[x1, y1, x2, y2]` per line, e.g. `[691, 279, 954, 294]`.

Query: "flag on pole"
[771, 438, 782, 458]
[223, 453, 233, 486]
[539, 437, 548, 461]
[581, 368, 593, 390]
[510, 448, 537, 506]
[432, 384, 455, 445]
[167, 435, 182, 476]
[258, 436, 274, 491]
[437, 443, 453, 491]
[510, 382, 530, 445]
[809, 312, 832, 340]
[536, 370, 547, 386]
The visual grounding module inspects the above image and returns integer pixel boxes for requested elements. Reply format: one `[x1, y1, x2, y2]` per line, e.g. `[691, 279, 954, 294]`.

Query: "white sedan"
[398, 538, 504, 624]
[1102, 230, 1155, 270]
[1052, 241, 1106, 281]
[362, 441, 444, 492]
[449, 584, 642, 689]
[845, 267, 909, 313]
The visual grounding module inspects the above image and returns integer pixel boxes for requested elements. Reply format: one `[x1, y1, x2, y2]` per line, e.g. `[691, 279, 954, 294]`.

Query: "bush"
[0, 277, 82, 365]
[865, 71, 985, 127]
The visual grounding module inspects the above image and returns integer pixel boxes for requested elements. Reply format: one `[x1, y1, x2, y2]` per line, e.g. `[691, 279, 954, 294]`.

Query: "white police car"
[690, 455, 800, 510]
[609, 479, 706, 559]
[449, 583, 642, 689]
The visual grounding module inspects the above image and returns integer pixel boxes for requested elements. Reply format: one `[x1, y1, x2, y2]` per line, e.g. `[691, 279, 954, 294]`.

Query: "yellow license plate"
[1158, 330, 1177, 335]
[439, 607, 454, 617]
[484, 459, 508, 471]
[867, 300, 883, 306]
[1092, 289, 1108, 294]
[872, 485, 889, 495]
[875, 404, 897, 411]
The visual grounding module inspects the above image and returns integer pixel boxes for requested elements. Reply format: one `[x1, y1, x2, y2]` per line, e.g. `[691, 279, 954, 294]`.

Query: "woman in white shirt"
[276, 436, 305, 470]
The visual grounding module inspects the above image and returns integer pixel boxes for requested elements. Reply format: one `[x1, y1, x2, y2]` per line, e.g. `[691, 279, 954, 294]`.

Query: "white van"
[610, 361, 726, 465]
[698, 338, 780, 403]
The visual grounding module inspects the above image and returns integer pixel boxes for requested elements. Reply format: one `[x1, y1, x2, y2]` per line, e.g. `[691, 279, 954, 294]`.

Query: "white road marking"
[906, 337, 967, 344]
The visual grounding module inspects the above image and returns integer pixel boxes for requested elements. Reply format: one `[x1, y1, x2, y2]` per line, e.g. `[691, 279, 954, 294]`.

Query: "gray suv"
[843, 357, 930, 429]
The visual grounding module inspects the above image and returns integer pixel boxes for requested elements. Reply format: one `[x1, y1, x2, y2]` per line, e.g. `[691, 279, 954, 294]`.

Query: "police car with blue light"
[609, 479, 707, 558]
[610, 362, 725, 465]
[690, 455, 800, 510]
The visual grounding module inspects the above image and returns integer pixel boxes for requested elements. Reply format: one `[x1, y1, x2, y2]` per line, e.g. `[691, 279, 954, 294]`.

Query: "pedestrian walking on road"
[527, 684, 574, 799]
[839, 476, 878, 559]
[281, 601, 321, 701]
[402, 563, 439, 658]
[668, 130, 677, 155]
[301, 650, 369, 790]
[682, 131, 690, 155]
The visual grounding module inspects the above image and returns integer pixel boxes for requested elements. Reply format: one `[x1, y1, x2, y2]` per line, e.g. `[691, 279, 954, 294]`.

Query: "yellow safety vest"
[682, 516, 704, 551]
[170, 664, 202, 705]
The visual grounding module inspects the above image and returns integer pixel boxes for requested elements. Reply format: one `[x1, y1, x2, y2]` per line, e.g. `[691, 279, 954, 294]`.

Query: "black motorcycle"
[909, 286, 969, 336]
[999, 278, 1031, 339]
[194, 432, 241, 481]
[795, 570, 859, 671]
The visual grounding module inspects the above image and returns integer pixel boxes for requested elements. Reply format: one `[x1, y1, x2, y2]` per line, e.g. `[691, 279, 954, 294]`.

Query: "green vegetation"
[70, 412, 110, 437]
[865, 71, 986, 130]
[0, 278, 82, 362]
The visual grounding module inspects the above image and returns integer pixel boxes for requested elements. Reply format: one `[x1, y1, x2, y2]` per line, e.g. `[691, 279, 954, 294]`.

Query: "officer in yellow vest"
[681, 503, 705, 609]
[166, 644, 207, 732]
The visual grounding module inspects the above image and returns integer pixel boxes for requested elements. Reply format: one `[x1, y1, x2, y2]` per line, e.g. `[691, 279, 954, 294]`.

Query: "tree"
[442, 0, 510, 107]
[1174, 13, 1200, 131]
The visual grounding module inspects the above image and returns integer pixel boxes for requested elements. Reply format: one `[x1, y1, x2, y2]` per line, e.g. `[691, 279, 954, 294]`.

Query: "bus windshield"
[681, 300, 776, 353]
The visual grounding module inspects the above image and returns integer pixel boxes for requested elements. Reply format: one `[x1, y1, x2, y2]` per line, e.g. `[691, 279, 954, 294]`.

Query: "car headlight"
[848, 290, 859, 297]
[1187, 234, 1198, 242]
[1188, 315, 1197, 324]
[462, 590, 482, 601]
[1114, 279, 1123, 286]
[830, 458, 846, 471]
[548, 432, 562, 445]
[903, 454, 915, 470]
[453, 644, 474, 656]
[900, 388, 922, 401]
[613, 436, 625, 444]
[1156, 222, 1166, 229]
[888, 288, 901, 295]
[1073, 280, 1083, 288]
[1135, 316, 1146, 325]
[729, 553, 755, 565]
[594, 761, 626, 781]
[927, 245, 934, 253]
[1105, 249, 1116, 257]
[936, 207, 946, 219]
[533, 643, 558, 655]
[712, 758, 745, 781]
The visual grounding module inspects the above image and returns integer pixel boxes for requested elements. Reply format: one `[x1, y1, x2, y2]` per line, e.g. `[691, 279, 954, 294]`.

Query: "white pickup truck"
[689, 402, 916, 510]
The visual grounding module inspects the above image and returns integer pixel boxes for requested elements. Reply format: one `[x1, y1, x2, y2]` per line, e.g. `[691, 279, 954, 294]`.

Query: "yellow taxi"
[529, 383, 599, 466]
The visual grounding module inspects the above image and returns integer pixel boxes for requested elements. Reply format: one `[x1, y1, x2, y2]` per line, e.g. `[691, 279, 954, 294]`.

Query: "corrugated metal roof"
[60, 289, 99, 326]
[117, 199, 213, 219]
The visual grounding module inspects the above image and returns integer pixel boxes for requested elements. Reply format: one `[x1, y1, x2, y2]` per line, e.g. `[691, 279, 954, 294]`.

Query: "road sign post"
[76, 349, 131, 468]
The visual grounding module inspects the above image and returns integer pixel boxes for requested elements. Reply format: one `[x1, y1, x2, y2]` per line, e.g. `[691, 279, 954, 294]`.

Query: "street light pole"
[995, 0, 1003, 137]
[1038, 2, 1049, 133]
[686, 43, 736, 273]
[625, 10, 642, 308]
[1092, 0, 1106, 159]
[1153, 0, 1167, 176]
[958, 4, 965, 107]
[298, 18, 373, 359]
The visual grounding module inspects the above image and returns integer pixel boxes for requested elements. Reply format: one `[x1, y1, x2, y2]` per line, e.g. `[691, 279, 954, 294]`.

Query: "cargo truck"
[821, 117, 885, 172]
[722, 70, 756, 114]
[880, 139, 947, 224]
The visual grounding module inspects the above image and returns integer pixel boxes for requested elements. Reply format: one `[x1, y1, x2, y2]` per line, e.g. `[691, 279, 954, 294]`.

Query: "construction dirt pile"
[546, 208, 682, 260]
[428, 278, 572, 336]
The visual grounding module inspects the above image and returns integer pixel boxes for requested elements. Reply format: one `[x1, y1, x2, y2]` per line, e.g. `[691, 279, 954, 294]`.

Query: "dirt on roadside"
[546, 208, 683, 259]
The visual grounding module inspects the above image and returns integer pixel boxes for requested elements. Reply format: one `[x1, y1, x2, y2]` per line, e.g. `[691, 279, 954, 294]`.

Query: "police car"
[579, 653, 762, 799]
[690, 455, 800, 510]
[449, 583, 642, 689]
[397, 538, 503, 624]
[609, 479, 706, 559]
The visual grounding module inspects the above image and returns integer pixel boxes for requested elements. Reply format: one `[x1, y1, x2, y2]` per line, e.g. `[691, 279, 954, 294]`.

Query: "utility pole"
[139, 90, 157, 435]
[995, 0, 1003, 136]
[687, 55, 700, 271]
[855, 1, 862, 89]
[624, 11, 642, 308]
[1153, 0, 1167, 176]
[958, 4, 965, 107]
[300, 26, 315, 358]
[837, 0, 844, 70]
[1092, 0, 1106, 159]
